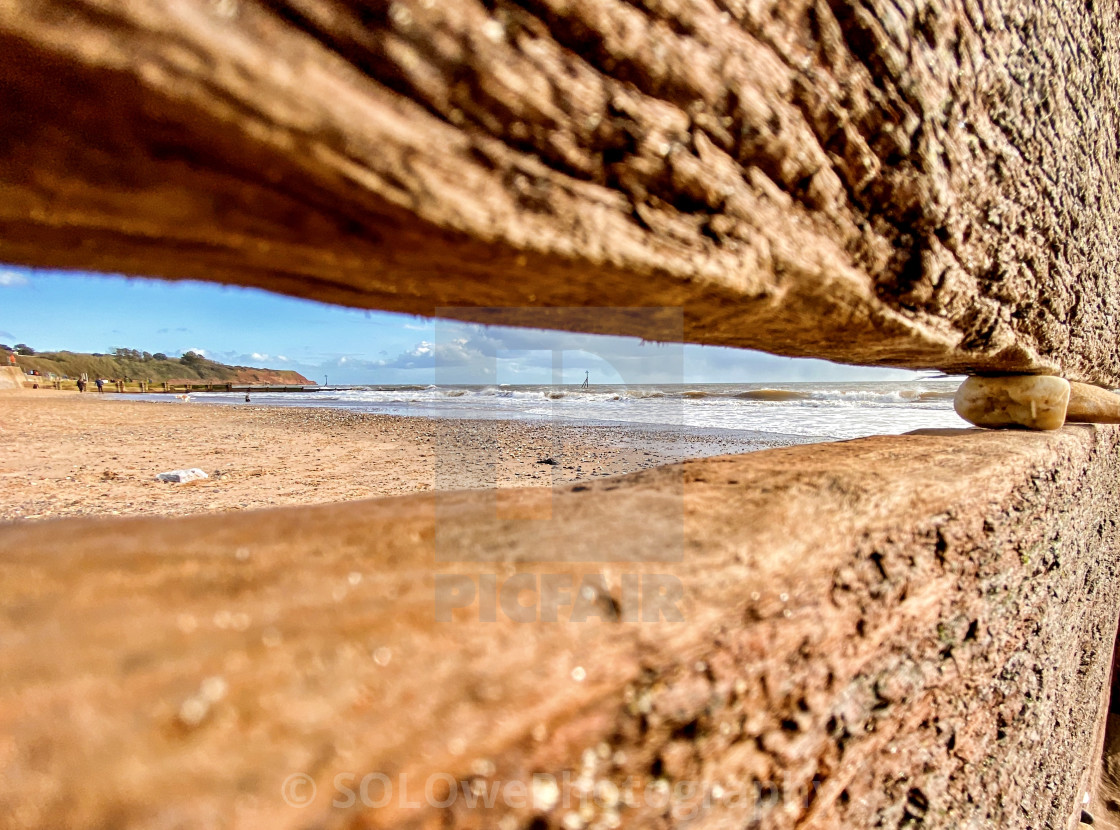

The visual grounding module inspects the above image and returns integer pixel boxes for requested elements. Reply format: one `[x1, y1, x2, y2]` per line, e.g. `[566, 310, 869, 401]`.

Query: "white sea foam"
[141, 381, 969, 441]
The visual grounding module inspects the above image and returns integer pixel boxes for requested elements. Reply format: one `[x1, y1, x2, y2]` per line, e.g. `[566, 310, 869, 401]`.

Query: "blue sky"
[0, 265, 923, 385]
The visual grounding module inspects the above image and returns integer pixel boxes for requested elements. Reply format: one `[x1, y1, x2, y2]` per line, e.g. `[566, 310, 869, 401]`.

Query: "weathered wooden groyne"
[152, 382, 322, 393]
[1, 1, 1119, 828]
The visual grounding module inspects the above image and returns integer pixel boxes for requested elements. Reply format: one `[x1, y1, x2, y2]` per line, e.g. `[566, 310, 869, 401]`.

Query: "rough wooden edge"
[1, 426, 1117, 828]
[2, 0, 1120, 381]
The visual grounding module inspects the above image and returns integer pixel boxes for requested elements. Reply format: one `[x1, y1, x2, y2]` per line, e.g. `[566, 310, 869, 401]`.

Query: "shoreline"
[0, 393, 815, 522]
[120, 390, 829, 441]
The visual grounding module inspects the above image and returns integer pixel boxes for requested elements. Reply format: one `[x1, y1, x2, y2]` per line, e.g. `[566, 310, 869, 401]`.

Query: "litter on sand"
[156, 468, 209, 483]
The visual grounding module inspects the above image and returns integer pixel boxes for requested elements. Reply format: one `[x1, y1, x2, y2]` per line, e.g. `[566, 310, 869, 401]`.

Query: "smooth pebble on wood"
[1067, 382, 1120, 424]
[954, 376, 1071, 430]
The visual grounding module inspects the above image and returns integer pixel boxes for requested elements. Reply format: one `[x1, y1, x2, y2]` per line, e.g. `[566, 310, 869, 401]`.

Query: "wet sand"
[0, 393, 808, 521]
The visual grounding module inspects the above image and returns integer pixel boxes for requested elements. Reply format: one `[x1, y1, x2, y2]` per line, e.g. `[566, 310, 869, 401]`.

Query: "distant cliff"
[7, 348, 310, 385]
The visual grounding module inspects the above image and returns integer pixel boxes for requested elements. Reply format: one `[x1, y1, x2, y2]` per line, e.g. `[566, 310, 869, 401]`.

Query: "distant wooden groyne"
[42, 379, 343, 394]
[151, 382, 324, 394]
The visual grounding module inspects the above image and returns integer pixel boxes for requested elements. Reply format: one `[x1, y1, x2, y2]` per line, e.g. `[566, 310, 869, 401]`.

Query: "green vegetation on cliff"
[1, 346, 310, 384]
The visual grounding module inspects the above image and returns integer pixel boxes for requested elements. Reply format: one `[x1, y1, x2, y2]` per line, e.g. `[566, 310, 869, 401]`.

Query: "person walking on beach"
[77, 378, 85, 393]
[244, 392, 251, 403]
[95, 378, 104, 393]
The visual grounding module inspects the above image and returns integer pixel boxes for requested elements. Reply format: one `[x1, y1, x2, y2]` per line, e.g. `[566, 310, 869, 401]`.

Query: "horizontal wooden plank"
[1, 1, 1119, 380]
[1, 426, 1117, 828]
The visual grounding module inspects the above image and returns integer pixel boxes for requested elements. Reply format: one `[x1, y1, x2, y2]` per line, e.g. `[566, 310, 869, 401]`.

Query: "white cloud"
[373, 339, 461, 370]
[277, 355, 289, 362]
[250, 352, 268, 361]
[0, 269, 29, 287]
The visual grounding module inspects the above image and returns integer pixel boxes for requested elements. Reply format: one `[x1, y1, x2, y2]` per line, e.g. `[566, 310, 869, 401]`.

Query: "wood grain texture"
[1, 0, 1119, 379]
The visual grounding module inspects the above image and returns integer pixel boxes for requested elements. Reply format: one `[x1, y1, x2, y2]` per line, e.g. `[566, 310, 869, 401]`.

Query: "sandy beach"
[0, 392, 804, 521]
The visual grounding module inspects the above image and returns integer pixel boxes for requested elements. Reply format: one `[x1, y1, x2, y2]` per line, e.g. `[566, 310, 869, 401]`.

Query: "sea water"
[145, 380, 968, 442]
